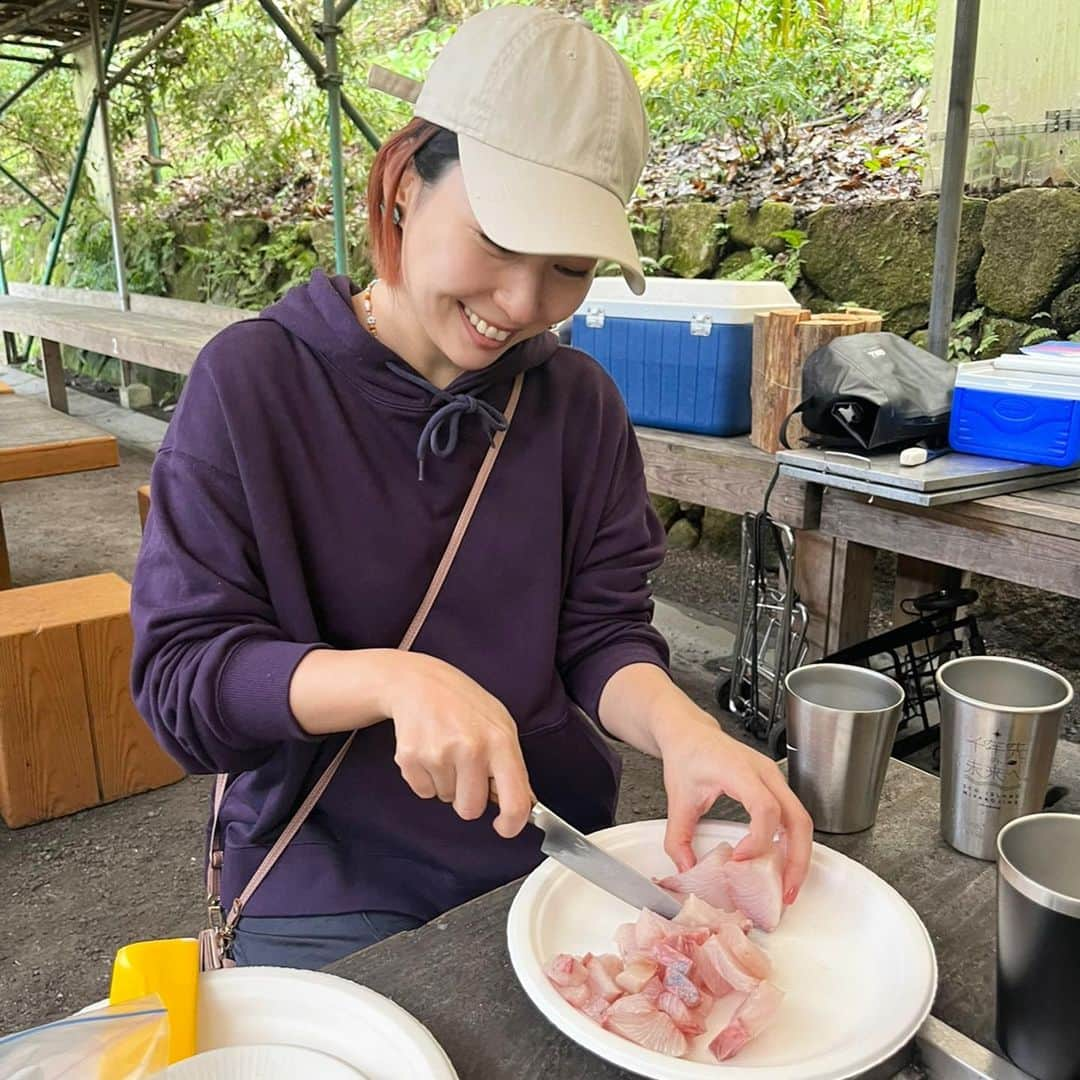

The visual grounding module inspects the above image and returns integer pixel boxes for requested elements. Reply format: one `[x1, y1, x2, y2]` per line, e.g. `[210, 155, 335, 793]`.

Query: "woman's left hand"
[656, 711, 814, 906]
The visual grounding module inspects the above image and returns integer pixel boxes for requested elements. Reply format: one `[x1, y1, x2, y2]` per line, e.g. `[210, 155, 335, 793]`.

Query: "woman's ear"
[396, 165, 420, 225]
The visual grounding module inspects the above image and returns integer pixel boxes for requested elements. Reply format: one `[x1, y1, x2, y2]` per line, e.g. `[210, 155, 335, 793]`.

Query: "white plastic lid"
[955, 356, 1080, 401]
[574, 276, 801, 324]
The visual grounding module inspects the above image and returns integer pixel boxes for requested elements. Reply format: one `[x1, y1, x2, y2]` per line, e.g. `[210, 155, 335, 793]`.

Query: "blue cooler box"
[949, 354, 1080, 467]
[570, 278, 800, 436]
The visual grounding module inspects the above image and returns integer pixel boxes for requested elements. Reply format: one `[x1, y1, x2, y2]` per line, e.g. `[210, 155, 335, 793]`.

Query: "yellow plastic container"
[109, 938, 199, 1064]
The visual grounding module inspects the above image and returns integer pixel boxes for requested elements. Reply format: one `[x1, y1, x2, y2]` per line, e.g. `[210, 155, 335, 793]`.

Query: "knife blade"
[529, 801, 681, 918]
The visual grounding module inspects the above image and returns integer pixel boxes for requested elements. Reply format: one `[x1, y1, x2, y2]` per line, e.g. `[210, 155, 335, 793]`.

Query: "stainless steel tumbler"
[937, 656, 1072, 861]
[784, 663, 905, 834]
[996, 812, 1080, 1080]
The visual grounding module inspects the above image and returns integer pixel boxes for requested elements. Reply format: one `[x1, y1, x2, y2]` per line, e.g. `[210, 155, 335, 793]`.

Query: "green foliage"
[723, 228, 805, 288]
[583, 0, 934, 152]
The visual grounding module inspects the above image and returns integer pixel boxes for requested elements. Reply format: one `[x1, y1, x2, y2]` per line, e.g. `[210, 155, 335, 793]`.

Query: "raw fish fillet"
[674, 893, 753, 933]
[715, 922, 771, 980]
[585, 954, 624, 1002]
[545, 953, 588, 987]
[556, 982, 589, 1008]
[615, 958, 658, 994]
[694, 932, 759, 994]
[689, 940, 734, 999]
[724, 843, 785, 932]
[662, 965, 702, 1007]
[582, 994, 610, 1023]
[709, 981, 785, 1061]
[635, 908, 678, 949]
[655, 842, 735, 909]
[605, 994, 689, 1058]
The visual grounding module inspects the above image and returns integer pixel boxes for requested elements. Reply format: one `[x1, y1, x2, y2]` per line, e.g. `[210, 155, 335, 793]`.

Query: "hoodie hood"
[259, 270, 562, 479]
[259, 269, 560, 413]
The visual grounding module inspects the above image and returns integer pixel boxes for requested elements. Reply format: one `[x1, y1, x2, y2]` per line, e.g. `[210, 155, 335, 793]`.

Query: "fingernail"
[784, 887, 798, 905]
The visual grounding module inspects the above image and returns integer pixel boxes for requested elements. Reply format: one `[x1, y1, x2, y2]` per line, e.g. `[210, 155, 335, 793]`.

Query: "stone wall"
[632, 186, 1080, 550]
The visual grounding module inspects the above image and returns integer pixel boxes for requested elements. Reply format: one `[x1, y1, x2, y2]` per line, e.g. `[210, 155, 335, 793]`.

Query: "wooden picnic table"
[0, 393, 119, 587]
[818, 481, 1080, 603]
[327, 758, 1005, 1079]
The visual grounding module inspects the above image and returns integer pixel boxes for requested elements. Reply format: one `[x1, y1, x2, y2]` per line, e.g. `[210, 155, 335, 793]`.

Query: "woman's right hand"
[382, 651, 534, 839]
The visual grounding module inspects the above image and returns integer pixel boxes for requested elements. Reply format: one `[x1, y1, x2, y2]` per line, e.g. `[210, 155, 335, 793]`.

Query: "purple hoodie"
[131, 270, 668, 919]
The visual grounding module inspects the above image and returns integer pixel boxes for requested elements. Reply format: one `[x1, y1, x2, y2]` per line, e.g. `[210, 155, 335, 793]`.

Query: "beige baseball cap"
[369, 6, 649, 295]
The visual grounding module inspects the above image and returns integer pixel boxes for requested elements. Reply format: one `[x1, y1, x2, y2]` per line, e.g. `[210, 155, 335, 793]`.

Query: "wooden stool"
[0, 573, 183, 827]
[137, 483, 151, 531]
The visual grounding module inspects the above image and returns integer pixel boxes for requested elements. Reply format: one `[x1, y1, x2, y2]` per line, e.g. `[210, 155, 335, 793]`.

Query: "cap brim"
[458, 134, 645, 296]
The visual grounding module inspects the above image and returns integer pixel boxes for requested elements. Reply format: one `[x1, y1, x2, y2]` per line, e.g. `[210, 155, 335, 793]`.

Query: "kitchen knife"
[529, 801, 682, 918]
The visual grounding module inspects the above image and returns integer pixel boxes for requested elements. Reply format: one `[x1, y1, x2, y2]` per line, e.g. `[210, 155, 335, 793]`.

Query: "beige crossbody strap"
[212, 371, 525, 933]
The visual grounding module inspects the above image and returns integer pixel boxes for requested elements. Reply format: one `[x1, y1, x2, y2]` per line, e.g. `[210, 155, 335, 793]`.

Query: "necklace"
[360, 279, 379, 337]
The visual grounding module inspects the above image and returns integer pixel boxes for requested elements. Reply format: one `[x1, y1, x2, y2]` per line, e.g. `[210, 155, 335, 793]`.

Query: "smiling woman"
[129, 5, 812, 975]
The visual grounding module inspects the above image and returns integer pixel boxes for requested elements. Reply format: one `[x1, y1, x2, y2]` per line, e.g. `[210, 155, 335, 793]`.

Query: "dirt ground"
[3, 419, 1080, 1037]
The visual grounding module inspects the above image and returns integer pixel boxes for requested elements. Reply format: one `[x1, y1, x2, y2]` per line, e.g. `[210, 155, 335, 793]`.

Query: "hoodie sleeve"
[556, 401, 670, 726]
[130, 348, 324, 775]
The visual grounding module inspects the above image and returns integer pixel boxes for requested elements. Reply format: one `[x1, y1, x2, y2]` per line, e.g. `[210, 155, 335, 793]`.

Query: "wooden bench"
[0, 572, 183, 827]
[138, 483, 151, 531]
[0, 284, 250, 413]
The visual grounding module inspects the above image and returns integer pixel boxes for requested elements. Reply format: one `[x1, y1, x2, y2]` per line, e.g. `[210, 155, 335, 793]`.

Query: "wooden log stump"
[750, 309, 883, 454]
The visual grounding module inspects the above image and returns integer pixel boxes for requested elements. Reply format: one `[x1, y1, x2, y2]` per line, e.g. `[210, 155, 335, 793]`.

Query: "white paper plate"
[82, 968, 456, 1080]
[192, 969, 457, 1080]
[508, 820, 937, 1080]
[163, 1043, 364, 1079]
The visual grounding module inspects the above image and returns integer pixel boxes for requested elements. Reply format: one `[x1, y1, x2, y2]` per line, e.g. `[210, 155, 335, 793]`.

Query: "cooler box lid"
[955, 356, 1080, 401]
[574, 277, 800, 326]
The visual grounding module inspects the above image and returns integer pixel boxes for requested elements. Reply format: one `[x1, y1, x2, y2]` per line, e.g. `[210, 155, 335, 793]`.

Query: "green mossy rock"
[1050, 282, 1080, 336]
[650, 494, 682, 529]
[976, 189, 1080, 319]
[727, 199, 796, 254]
[667, 517, 701, 550]
[660, 202, 725, 278]
[714, 250, 755, 278]
[802, 197, 986, 336]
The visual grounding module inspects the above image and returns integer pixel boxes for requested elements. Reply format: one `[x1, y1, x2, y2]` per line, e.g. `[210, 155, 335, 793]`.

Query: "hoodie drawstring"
[385, 362, 510, 481]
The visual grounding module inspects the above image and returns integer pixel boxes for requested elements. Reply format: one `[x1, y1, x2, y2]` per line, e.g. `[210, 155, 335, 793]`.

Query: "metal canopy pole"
[927, 0, 981, 360]
[0, 57, 65, 115]
[256, 0, 381, 152]
[317, 0, 347, 273]
[87, 0, 130, 311]
[106, 0, 194, 91]
[0, 163, 58, 219]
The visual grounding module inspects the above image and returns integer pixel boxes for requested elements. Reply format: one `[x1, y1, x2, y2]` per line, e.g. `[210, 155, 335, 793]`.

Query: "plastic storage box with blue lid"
[570, 278, 800, 436]
[949, 352, 1080, 466]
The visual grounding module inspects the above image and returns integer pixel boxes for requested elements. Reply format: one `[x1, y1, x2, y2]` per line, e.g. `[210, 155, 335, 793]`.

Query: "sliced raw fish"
[635, 908, 678, 949]
[715, 923, 772, 980]
[662, 965, 702, 1007]
[615, 958, 658, 994]
[657, 990, 708, 1036]
[655, 842, 735, 910]
[689, 940, 735, 999]
[640, 975, 664, 1002]
[586, 954, 624, 1002]
[545, 953, 588, 987]
[651, 940, 693, 974]
[725, 842, 785, 932]
[556, 981, 590, 1008]
[709, 981, 785, 1061]
[674, 893, 752, 933]
[582, 994, 611, 1023]
[605, 994, 689, 1058]
[695, 932, 759, 994]
[614, 922, 639, 959]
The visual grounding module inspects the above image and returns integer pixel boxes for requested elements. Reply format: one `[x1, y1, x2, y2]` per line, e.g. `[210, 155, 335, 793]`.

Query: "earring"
[392, 205, 402, 226]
